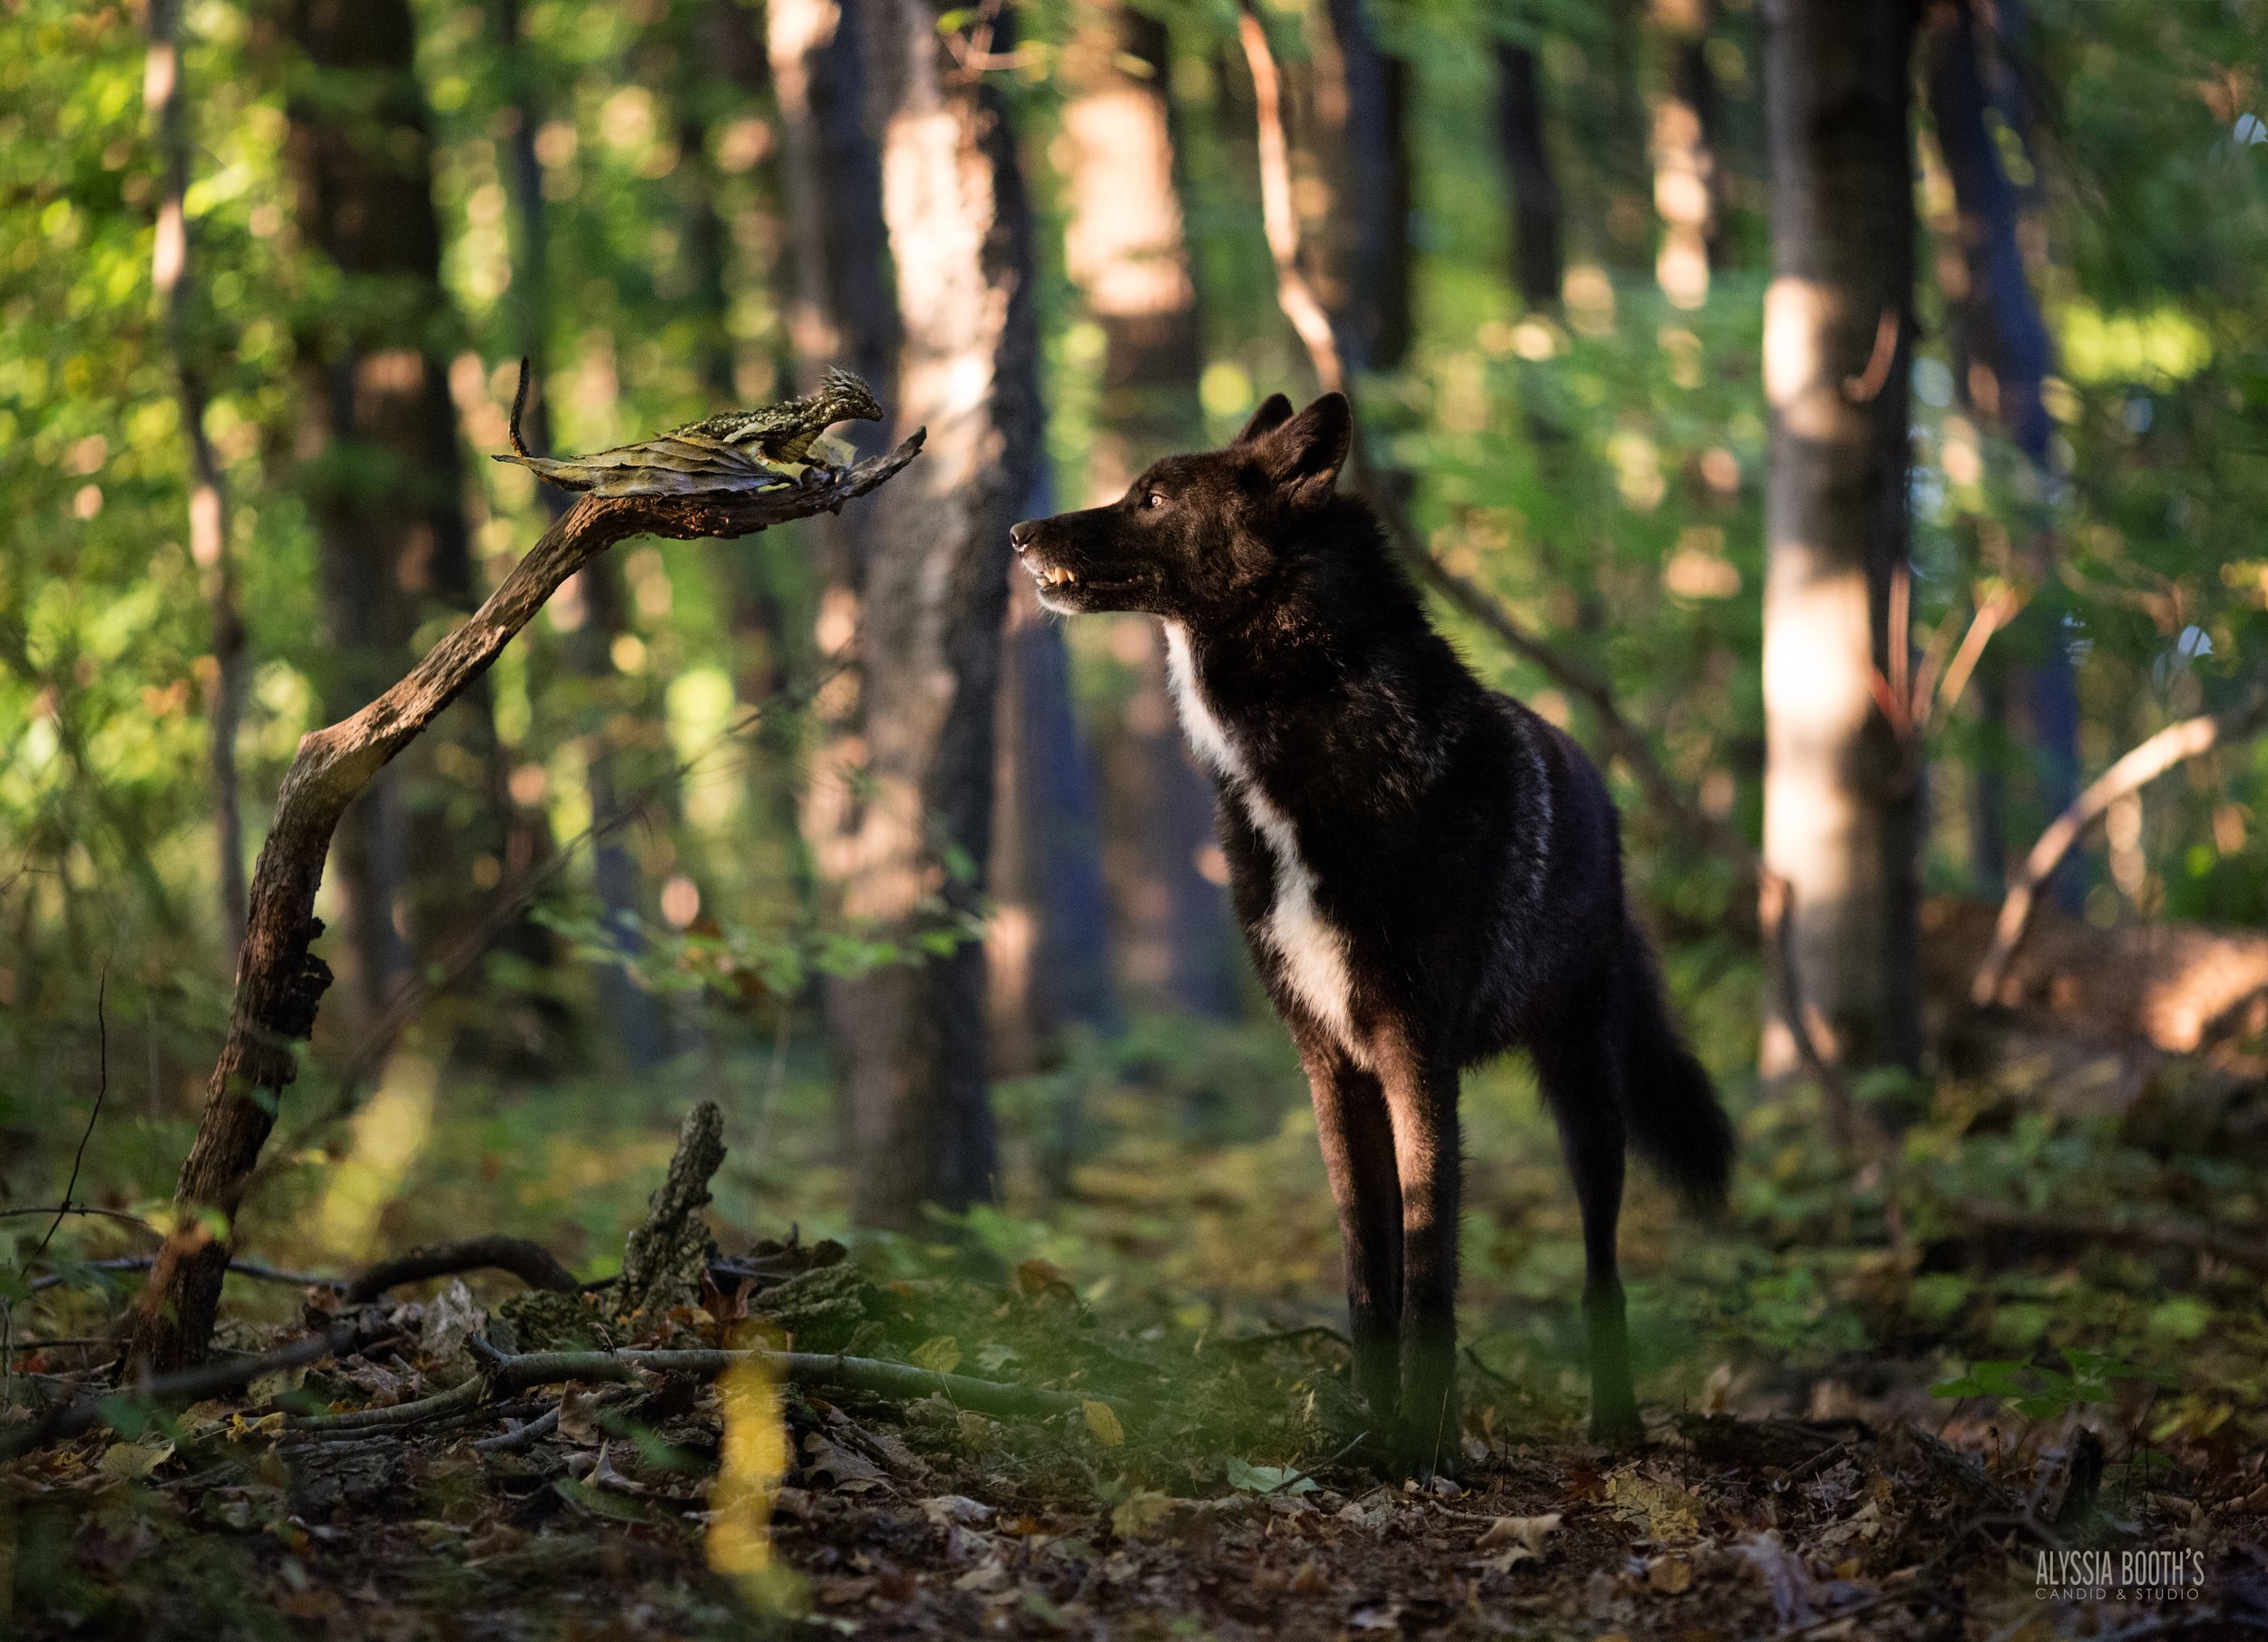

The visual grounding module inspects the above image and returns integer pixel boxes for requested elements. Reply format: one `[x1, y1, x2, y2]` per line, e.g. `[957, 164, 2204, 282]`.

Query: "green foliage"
[1931, 1347, 2176, 1422]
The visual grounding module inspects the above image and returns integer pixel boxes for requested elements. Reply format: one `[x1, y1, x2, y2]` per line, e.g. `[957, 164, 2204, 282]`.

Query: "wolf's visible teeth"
[1042, 566, 1075, 587]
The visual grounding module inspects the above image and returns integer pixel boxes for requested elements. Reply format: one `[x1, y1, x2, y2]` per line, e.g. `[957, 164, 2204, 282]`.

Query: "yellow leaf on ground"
[99, 1437, 174, 1481]
[910, 1335, 962, 1374]
[1082, 1399, 1125, 1447]
[1110, 1491, 1179, 1539]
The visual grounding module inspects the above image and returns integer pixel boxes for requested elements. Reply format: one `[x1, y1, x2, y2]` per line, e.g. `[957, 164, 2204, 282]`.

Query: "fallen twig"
[37, 966, 109, 1257]
[1218, 1325, 1352, 1355]
[1954, 1201, 2268, 1277]
[469, 1336, 1129, 1420]
[1972, 687, 2268, 1006]
[4, 1207, 153, 1235]
[343, 1236, 581, 1305]
[0, 1319, 378, 1460]
[473, 1404, 562, 1453]
[286, 1373, 487, 1433]
[30, 1254, 341, 1294]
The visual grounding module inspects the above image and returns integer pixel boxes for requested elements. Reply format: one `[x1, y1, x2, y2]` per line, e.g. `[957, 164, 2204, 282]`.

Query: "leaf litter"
[7, 1103, 2266, 1639]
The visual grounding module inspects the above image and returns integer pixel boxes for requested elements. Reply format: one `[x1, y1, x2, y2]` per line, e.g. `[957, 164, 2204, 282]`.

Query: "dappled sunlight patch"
[314, 1051, 436, 1262]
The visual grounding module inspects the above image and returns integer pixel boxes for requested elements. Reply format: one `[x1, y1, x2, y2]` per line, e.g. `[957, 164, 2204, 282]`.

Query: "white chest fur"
[1162, 622, 1359, 1051]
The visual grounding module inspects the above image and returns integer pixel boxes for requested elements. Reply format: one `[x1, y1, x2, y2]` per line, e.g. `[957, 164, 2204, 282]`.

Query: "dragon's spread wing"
[492, 431, 805, 497]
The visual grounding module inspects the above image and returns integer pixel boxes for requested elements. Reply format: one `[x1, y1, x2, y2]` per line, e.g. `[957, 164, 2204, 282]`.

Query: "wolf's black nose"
[1009, 520, 1037, 554]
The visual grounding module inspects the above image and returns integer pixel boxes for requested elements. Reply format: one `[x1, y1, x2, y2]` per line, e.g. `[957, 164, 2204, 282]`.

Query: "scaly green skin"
[669, 367, 885, 465]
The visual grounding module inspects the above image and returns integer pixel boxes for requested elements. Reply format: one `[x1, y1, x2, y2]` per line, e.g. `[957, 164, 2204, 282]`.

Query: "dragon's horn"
[507, 357, 535, 456]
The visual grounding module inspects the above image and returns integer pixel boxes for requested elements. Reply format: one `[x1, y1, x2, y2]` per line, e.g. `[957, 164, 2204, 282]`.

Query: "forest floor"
[7, 1016, 2268, 1638]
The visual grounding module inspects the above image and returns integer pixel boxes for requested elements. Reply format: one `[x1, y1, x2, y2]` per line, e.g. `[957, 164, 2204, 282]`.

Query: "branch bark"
[1970, 689, 2268, 1007]
[469, 1337, 1129, 1420]
[615, 1100, 726, 1317]
[1, 1320, 377, 1460]
[114, 436, 924, 1375]
[342, 1236, 582, 1305]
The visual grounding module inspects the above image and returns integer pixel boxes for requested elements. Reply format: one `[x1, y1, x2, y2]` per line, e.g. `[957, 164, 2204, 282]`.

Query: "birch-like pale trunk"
[1759, 0, 1923, 1080]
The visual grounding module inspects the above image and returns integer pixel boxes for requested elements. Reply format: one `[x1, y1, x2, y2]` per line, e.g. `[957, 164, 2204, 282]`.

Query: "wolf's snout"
[1009, 520, 1038, 554]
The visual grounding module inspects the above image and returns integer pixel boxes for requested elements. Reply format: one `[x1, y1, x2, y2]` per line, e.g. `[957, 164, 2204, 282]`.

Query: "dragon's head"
[816, 367, 884, 426]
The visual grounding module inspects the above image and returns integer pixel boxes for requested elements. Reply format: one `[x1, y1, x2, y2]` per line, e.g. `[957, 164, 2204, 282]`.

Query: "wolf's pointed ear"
[1235, 394, 1296, 445]
[1256, 393, 1352, 504]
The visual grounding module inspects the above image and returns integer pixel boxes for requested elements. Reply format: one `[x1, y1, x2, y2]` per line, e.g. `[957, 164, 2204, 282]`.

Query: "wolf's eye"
[1142, 490, 1167, 511]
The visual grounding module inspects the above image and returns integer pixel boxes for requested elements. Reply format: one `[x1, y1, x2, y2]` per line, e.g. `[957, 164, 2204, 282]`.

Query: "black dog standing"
[1011, 394, 1734, 1472]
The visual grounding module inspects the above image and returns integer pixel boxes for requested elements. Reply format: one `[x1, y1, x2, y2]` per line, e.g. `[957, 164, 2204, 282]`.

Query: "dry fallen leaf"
[922, 1494, 996, 1530]
[558, 1387, 603, 1445]
[98, 1436, 174, 1481]
[1110, 1491, 1182, 1539]
[1474, 1510, 1561, 1569]
[1647, 1554, 1695, 1593]
[911, 1334, 962, 1374]
[1605, 1462, 1701, 1541]
[1082, 1400, 1125, 1448]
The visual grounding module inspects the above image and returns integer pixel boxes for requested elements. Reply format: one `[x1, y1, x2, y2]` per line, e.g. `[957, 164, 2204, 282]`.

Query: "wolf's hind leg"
[1301, 1043, 1403, 1440]
[1533, 1013, 1641, 1443]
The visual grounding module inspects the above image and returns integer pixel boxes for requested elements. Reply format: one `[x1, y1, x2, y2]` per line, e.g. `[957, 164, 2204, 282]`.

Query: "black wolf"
[1010, 394, 1733, 1470]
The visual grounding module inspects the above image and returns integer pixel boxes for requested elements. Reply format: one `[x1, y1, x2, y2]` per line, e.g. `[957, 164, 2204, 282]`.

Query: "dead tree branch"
[31, 1254, 338, 1295]
[0, 1319, 380, 1460]
[1971, 688, 2268, 1006]
[37, 969, 109, 1256]
[115, 429, 925, 1375]
[469, 1337, 1129, 1420]
[342, 1236, 582, 1305]
[615, 1100, 727, 1317]
[1954, 1201, 2268, 1277]
[1236, 5, 1344, 396]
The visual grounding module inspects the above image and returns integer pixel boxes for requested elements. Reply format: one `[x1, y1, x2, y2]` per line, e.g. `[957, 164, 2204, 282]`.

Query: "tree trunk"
[1493, 40, 1563, 312]
[494, 0, 667, 1070]
[146, 0, 249, 964]
[804, 0, 1041, 1227]
[1922, 0, 2078, 905]
[988, 559, 1119, 1076]
[284, 0, 501, 1025]
[1058, 5, 1233, 1019]
[1759, 0, 1922, 1080]
[1318, 0, 1412, 372]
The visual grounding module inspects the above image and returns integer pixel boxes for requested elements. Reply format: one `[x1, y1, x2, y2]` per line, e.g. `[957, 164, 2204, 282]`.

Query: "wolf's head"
[1009, 393, 1353, 624]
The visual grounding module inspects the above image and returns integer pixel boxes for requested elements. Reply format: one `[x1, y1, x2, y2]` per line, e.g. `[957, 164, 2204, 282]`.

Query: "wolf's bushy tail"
[1615, 922, 1735, 1212]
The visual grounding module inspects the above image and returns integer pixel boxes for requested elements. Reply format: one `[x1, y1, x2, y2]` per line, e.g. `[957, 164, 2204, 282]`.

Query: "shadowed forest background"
[6, 0, 2268, 1636]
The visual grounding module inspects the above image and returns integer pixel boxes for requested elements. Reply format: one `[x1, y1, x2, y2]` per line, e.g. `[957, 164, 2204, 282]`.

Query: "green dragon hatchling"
[492, 363, 884, 498]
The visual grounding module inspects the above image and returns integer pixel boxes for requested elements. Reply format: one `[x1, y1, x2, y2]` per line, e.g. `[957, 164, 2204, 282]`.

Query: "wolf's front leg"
[1378, 1037, 1462, 1479]
[1301, 1042, 1403, 1441]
